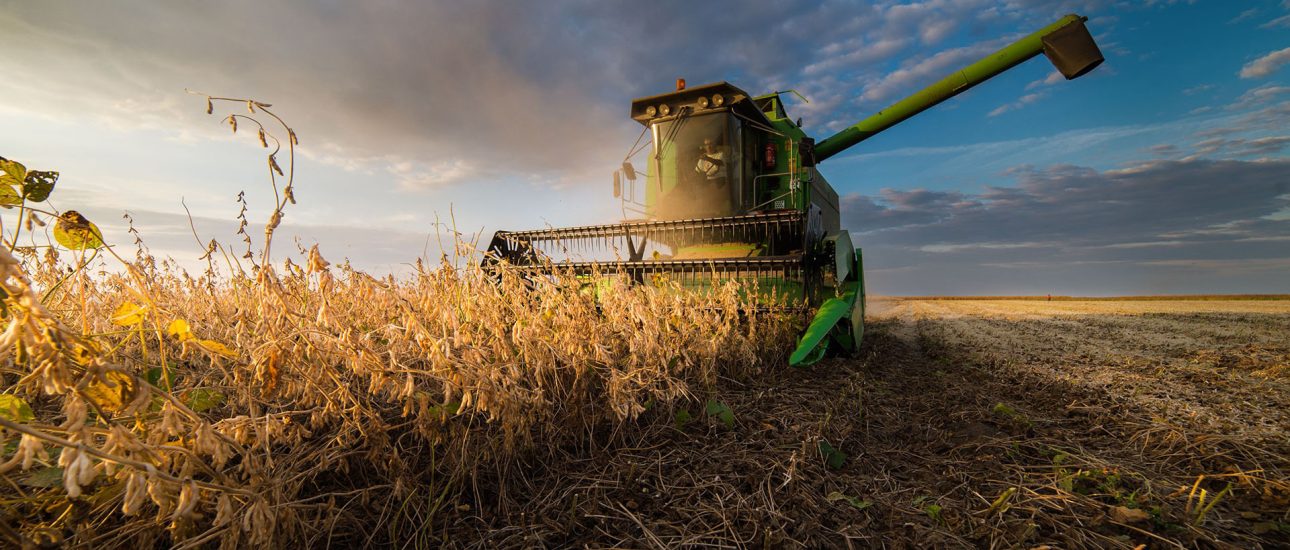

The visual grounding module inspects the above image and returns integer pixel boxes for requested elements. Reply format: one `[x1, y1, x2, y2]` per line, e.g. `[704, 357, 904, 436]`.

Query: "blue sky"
[1, 0, 1287, 295]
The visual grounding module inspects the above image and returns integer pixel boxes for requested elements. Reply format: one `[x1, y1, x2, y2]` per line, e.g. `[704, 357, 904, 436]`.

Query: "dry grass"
[0, 240, 801, 548]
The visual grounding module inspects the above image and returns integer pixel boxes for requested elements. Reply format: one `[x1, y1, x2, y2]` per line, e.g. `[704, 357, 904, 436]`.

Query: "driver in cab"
[695, 138, 727, 185]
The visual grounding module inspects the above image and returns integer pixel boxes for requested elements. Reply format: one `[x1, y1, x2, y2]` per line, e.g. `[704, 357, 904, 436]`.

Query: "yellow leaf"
[82, 371, 135, 414]
[195, 339, 237, 359]
[53, 210, 104, 250]
[111, 302, 147, 326]
[167, 319, 193, 341]
[0, 393, 34, 422]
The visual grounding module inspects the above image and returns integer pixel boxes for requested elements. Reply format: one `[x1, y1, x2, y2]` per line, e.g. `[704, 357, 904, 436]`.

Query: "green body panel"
[790, 248, 865, 366]
[790, 281, 857, 365]
[814, 14, 1086, 161]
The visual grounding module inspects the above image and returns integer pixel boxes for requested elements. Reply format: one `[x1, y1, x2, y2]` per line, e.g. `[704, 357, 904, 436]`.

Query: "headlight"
[644, 105, 657, 117]
[711, 94, 724, 107]
[696, 96, 710, 109]
[658, 104, 671, 116]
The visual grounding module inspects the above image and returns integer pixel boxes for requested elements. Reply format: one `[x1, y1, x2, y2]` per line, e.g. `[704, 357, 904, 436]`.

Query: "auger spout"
[813, 14, 1102, 162]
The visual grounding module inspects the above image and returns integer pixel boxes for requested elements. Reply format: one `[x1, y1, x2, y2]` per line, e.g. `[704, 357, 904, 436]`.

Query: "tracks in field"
[447, 303, 1290, 548]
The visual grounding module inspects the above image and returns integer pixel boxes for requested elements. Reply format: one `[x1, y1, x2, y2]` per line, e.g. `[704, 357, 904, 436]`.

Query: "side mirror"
[613, 171, 622, 198]
[621, 161, 637, 181]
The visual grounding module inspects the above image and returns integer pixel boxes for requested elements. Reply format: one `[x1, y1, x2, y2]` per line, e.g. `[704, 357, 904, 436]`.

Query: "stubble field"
[463, 297, 1289, 548]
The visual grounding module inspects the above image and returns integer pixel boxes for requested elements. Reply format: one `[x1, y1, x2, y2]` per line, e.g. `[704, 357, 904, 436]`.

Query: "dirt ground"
[444, 299, 1290, 548]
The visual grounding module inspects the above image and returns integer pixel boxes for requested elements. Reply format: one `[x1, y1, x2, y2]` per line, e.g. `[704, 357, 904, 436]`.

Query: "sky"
[1, 0, 1287, 295]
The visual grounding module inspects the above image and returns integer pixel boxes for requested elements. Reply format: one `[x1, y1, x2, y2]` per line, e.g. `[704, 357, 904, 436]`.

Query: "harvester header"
[486, 14, 1105, 365]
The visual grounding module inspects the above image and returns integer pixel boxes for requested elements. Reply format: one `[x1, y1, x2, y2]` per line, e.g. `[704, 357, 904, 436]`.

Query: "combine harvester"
[488, 14, 1103, 365]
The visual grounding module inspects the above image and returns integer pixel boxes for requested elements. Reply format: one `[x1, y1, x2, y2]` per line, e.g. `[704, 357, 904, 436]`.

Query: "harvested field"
[440, 298, 1290, 548]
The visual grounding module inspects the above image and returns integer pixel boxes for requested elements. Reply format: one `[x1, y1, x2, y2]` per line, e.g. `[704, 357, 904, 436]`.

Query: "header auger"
[486, 14, 1103, 365]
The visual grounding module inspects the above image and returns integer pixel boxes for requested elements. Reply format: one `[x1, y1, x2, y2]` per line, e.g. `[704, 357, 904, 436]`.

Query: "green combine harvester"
[487, 14, 1103, 365]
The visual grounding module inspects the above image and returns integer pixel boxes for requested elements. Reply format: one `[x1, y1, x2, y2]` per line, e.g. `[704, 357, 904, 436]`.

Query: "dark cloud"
[844, 159, 1290, 294]
[0, 0, 1125, 188]
[1194, 136, 1290, 157]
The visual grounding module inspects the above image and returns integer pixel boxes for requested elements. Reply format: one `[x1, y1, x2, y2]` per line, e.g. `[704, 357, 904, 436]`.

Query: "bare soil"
[442, 299, 1290, 548]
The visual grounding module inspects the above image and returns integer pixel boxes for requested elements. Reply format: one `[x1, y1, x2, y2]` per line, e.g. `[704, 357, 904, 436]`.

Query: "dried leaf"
[260, 351, 281, 396]
[195, 339, 237, 359]
[1110, 505, 1150, 524]
[83, 371, 136, 413]
[111, 302, 148, 326]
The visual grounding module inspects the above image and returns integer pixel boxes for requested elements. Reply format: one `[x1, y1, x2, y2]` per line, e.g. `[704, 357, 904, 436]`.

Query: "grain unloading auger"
[487, 14, 1103, 365]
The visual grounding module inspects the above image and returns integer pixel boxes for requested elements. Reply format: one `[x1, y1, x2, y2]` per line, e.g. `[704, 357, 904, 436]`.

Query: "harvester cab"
[487, 14, 1103, 365]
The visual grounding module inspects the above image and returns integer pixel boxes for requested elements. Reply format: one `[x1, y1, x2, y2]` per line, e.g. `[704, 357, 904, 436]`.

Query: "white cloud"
[1229, 8, 1258, 24]
[1024, 71, 1064, 91]
[1239, 47, 1290, 79]
[1181, 84, 1215, 96]
[1230, 84, 1290, 109]
[391, 159, 481, 191]
[987, 91, 1047, 117]
[1260, 14, 1290, 28]
[859, 40, 1002, 104]
[803, 37, 910, 75]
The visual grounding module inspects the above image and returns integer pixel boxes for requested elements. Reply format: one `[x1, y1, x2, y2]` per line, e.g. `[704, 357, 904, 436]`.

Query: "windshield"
[649, 112, 741, 219]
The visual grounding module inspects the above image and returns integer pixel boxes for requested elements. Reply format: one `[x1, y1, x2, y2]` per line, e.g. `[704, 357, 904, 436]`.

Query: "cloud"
[389, 159, 484, 191]
[1193, 136, 1290, 157]
[803, 37, 910, 76]
[1239, 47, 1290, 79]
[846, 158, 1290, 246]
[0, 0, 1124, 192]
[987, 91, 1048, 116]
[1229, 84, 1290, 109]
[1260, 14, 1290, 28]
[1229, 8, 1259, 24]
[842, 158, 1290, 268]
[1024, 71, 1065, 91]
[1181, 83, 1216, 95]
[860, 40, 1003, 104]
